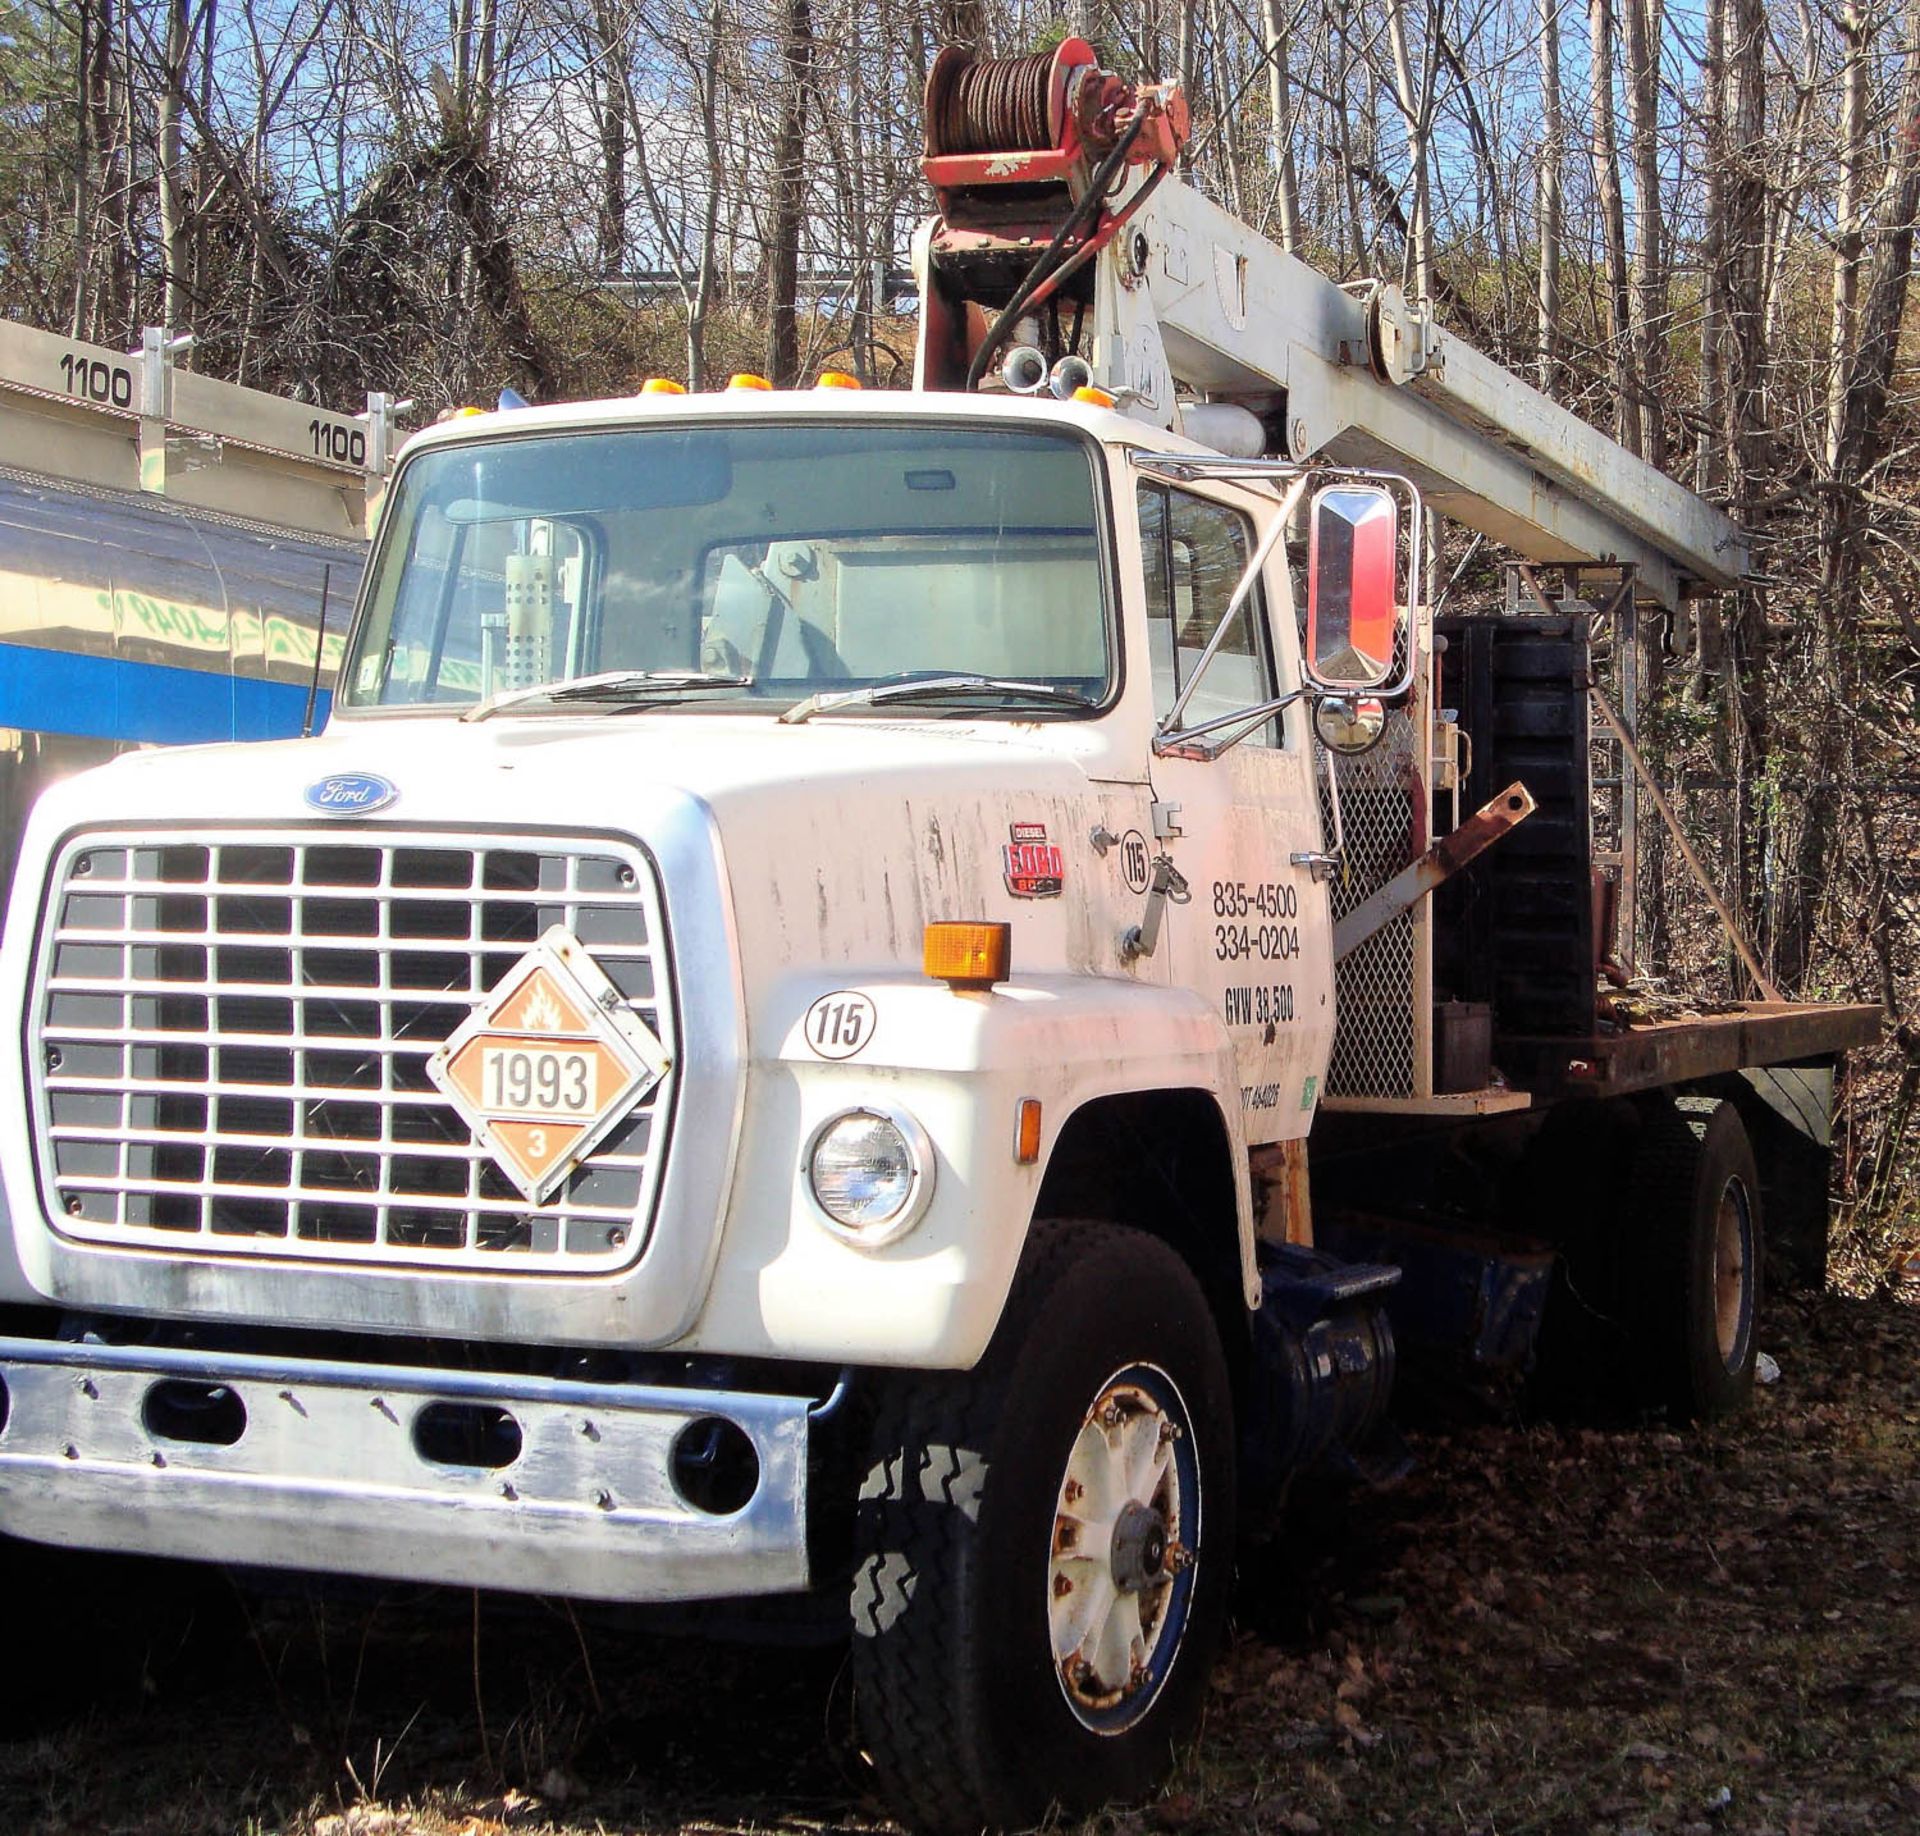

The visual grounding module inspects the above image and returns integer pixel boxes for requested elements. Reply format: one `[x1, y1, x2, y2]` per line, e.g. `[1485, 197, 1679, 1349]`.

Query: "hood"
[13, 709, 1158, 985]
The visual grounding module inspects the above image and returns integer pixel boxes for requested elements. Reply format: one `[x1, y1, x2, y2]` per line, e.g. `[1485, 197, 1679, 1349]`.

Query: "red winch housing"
[921, 38, 1188, 214]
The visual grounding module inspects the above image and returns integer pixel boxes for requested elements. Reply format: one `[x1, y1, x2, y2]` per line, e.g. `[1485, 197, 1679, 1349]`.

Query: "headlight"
[805, 1105, 934, 1246]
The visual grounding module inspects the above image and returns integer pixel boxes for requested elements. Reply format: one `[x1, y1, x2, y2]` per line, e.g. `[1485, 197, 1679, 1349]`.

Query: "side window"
[1137, 483, 1282, 747]
[1139, 485, 1175, 714]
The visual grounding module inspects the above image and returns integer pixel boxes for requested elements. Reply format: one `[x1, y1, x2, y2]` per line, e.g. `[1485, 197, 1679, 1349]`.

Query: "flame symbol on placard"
[516, 980, 565, 1031]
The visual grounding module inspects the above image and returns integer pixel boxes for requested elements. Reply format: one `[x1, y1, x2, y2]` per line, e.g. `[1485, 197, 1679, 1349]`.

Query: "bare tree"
[765, 0, 814, 385]
[1588, 0, 1640, 453]
[1620, 0, 1665, 467]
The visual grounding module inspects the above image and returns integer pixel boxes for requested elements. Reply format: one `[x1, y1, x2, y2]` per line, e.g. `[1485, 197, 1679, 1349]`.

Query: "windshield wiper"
[462, 669, 753, 723]
[778, 675, 1096, 726]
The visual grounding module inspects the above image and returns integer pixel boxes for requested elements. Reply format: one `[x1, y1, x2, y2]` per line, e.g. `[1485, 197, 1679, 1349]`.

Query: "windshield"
[340, 421, 1111, 715]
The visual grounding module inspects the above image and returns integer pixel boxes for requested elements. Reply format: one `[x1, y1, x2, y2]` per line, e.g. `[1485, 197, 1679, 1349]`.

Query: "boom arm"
[911, 40, 1744, 609]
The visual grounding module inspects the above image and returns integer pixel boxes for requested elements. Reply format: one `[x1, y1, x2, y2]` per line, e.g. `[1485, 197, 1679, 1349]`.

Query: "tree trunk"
[158, 0, 193, 330]
[1716, 0, 1774, 979]
[1384, 0, 1430, 296]
[1826, 0, 1870, 475]
[1330, 0, 1367, 272]
[1262, 0, 1299, 251]
[70, 0, 106, 336]
[765, 0, 813, 386]
[594, 0, 629, 276]
[1176, 0, 1196, 179]
[691, 0, 725, 386]
[1622, 0, 1665, 469]
[844, 14, 873, 380]
[1588, 0, 1639, 454]
[1535, 0, 1561, 388]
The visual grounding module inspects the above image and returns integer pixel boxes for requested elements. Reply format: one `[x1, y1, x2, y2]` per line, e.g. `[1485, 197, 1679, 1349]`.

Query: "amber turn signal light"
[1015, 1098, 1043, 1164]
[925, 921, 1011, 989]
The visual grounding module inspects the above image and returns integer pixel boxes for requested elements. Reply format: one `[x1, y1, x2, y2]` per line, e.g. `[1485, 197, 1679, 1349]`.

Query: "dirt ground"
[2, 1278, 1917, 1836]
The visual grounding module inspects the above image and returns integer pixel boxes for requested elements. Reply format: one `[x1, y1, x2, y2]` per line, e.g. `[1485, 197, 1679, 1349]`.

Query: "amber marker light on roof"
[640, 377, 687, 394]
[815, 371, 863, 389]
[727, 372, 774, 391]
[924, 921, 1011, 990]
[1071, 385, 1117, 408]
[1015, 1098, 1043, 1165]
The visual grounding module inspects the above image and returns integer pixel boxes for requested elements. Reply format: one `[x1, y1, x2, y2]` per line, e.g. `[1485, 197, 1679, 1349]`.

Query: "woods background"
[0, 0, 1916, 1260]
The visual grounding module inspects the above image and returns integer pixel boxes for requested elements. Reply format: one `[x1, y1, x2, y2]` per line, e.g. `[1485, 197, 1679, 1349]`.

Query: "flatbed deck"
[1503, 1001, 1883, 1100]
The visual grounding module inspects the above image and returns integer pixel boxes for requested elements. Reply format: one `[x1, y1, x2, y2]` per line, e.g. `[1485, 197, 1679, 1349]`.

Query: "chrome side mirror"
[1305, 483, 1402, 691]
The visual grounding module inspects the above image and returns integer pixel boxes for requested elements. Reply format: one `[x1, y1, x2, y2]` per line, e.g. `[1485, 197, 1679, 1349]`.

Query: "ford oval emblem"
[304, 772, 398, 816]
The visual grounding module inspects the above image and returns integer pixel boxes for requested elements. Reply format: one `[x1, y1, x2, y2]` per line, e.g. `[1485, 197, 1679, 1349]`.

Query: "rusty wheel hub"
[1047, 1365, 1200, 1733]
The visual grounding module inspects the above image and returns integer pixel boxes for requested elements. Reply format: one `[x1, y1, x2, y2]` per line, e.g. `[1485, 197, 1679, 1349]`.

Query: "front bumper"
[0, 1337, 821, 1602]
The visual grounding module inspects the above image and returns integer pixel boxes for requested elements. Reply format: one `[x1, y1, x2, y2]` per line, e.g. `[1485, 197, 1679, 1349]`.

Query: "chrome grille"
[30, 829, 676, 1273]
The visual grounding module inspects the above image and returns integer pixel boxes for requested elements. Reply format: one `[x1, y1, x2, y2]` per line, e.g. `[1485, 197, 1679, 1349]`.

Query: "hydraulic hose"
[964, 113, 1151, 393]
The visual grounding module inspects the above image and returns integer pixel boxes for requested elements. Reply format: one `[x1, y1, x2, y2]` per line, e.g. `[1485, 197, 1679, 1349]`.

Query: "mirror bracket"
[1289, 848, 1340, 884]
[1152, 686, 1310, 761]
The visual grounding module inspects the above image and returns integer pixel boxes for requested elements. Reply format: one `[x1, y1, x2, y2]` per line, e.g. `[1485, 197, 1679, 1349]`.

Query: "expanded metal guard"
[1320, 591, 1432, 1102]
[1322, 711, 1421, 1098]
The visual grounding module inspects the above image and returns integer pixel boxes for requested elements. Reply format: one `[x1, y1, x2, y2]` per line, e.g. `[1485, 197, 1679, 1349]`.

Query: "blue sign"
[304, 772, 398, 816]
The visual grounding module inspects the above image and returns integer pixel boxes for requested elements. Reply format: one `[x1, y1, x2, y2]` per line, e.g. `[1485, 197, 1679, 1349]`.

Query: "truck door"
[1136, 479, 1334, 1142]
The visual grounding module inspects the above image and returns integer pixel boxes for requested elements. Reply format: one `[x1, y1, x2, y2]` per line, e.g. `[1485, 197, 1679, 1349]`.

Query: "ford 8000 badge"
[305, 773, 398, 816]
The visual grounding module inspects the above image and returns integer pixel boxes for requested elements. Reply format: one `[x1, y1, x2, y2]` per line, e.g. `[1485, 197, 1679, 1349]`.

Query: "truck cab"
[2, 383, 1384, 1364]
[0, 384, 1394, 1829]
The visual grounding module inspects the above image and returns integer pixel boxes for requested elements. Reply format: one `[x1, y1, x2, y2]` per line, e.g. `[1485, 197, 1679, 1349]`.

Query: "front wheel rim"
[1713, 1175, 1757, 1370]
[1047, 1362, 1201, 1735]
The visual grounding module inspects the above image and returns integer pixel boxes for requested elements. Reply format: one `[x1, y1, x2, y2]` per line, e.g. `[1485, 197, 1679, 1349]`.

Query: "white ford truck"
[0, 43, 1878, 1834]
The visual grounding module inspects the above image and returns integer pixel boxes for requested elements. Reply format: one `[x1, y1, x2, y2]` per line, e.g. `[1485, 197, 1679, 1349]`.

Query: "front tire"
[849, 1221, 1236, 1834]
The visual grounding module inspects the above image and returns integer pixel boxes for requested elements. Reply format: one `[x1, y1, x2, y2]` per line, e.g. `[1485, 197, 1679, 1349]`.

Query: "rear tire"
[848, 1221, 1236, 1834]
[1629, 1098, 1764, 1422]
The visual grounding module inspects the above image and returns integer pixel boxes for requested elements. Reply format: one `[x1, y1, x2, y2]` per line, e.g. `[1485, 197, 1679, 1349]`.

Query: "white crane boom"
[912, 39, 1744, 609]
